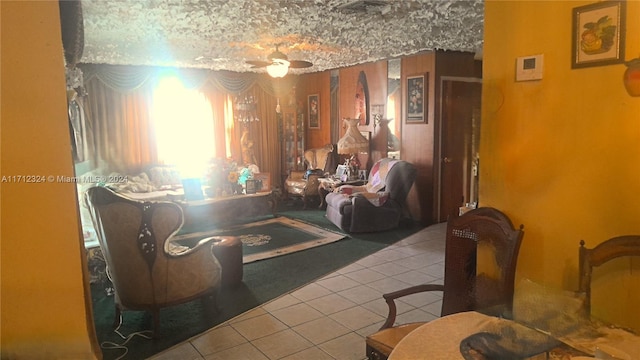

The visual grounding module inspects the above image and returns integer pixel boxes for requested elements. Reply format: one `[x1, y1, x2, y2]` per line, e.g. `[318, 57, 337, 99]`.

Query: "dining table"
[388, 311, 640, 360]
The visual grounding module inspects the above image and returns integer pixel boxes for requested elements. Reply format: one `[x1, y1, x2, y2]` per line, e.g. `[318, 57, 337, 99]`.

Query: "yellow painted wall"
[483, 1, 640, 331]
[1, 1, 98, 358]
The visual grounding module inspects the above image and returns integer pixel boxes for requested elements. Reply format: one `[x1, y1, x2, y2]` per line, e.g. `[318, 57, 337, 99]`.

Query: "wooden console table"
[177, 191, 276, 228]
[120, 189, 276, 228]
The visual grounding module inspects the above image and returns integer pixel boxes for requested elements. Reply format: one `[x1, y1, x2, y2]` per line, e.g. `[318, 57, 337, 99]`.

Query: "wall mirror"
[387, 58, 401, 159]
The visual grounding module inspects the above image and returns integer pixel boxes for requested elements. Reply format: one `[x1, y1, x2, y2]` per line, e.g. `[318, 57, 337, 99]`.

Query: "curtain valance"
[79, 63, 297, 96]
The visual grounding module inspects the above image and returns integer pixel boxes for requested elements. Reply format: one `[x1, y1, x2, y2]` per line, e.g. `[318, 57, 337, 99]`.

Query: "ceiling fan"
[246, 46, 313, 78]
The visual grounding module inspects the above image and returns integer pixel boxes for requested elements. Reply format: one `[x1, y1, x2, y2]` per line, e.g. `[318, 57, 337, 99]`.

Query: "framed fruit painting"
[572, 1, 626, 69]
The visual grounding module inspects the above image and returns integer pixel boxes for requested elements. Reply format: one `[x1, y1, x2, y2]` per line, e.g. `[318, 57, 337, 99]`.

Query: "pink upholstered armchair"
[85, 186, 223, 336]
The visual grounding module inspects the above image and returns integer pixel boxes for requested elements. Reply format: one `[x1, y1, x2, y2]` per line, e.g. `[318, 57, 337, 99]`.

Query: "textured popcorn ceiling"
[81, 0, 484, 74]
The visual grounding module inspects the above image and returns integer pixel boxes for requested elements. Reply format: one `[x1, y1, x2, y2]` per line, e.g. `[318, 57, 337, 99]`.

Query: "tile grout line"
[153, 223, 447, 360]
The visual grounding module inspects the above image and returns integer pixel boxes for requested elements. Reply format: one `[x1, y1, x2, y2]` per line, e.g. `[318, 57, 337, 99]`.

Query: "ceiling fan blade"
[246, 60, 270, 68]
[289, 60, 313, 69]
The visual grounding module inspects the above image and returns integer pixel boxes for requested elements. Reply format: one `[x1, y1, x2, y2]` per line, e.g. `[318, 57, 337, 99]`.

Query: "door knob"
[442, 157, 452, 163]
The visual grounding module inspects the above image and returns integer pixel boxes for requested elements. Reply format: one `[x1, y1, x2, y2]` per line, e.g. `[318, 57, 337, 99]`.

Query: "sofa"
[325, 158, 416, 233]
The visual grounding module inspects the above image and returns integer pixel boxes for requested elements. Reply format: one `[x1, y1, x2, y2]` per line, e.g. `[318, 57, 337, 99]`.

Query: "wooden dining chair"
[578, 235, 640, 325]
[365, 207, 524, 360]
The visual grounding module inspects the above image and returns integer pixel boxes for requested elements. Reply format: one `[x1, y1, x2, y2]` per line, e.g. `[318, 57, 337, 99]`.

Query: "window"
[152, 76, 215, 177]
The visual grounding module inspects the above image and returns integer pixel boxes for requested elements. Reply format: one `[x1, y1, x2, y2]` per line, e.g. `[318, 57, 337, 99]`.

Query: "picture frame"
[406, 73, 428, 124]
[371, 104, 384, 125]
[252, 172, 271, 192]
[358, 169, 367, 181]
[308, 94, 320, 129]
[336, 165, 348, 179]
[571, 1, 626, 69]
[182, 178, 204, 201]
[245, 179, 258, 194]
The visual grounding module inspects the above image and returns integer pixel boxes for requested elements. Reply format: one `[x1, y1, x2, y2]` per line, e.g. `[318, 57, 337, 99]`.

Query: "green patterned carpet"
[91, 201, 423, 360]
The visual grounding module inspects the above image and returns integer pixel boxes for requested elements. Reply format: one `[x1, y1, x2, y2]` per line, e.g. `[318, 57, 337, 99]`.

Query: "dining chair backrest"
[441, 207, 524, 318]
[578, 236, 640, 316]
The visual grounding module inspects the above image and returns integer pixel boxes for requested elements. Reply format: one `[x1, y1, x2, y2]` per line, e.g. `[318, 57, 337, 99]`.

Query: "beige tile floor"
[149, 222, 447, 360]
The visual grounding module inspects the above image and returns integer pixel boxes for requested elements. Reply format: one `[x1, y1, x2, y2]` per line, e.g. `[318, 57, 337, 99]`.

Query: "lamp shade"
[337, 118, 369, 154]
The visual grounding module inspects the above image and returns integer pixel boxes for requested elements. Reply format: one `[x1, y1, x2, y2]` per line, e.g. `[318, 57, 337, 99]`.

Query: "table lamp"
[337, 118, 369, 179]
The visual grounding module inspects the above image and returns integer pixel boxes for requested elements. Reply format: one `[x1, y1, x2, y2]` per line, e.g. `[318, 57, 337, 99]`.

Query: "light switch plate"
[516, 54, 543, 81]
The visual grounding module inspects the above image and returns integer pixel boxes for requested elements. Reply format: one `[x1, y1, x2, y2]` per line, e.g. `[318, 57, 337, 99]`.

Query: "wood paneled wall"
[299, 62, 387, 168]
[297, 51, 480, 225]
[296, 71, 332, 149]
[401, 51, 481, 224]
[401, 52, 437, 223]
[338, 62, 387, 169]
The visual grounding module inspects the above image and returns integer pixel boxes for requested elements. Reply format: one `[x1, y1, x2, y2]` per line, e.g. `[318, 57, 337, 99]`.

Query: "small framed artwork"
[406, 73, 428, 124]
[308, 94, 320, 129]
[358, 169, 367, 181]
[182, 178, 204, 201]
[252, 172, 271, 192]
[245, 179, 258, 194]
[571, 1, 626, 69]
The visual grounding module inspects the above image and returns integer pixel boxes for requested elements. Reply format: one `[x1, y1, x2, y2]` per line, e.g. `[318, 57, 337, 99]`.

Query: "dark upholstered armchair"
[325, 158, 416, 233]
[365, 207, 524, 360]
[284, 144, 337, 208]
[85, 186, 223, 336]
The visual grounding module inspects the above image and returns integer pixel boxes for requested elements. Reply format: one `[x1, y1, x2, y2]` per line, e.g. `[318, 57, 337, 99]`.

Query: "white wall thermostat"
[516, 54, 543, 81]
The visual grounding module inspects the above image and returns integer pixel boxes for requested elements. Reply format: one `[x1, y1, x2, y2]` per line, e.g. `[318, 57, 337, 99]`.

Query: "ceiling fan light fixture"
[267, 59, 290, 78]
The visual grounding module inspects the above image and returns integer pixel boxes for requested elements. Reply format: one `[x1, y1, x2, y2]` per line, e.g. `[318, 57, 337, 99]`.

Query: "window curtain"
[79, 64, 295, 188]
[82, 77, 157, 174]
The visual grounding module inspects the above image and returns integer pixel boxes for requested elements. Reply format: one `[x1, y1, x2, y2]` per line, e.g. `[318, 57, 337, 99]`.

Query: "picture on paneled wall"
[572, 0, 626, 69]
[406, 73, 428, 123]
[308, 94, 320, 129]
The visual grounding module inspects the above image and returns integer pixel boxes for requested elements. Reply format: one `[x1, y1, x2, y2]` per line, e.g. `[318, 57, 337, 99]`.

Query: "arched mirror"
[387, 58, 401, 159]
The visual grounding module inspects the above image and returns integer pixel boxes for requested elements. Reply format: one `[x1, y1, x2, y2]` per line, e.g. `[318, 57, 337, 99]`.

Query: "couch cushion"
[285, 178, 307, 195]
[147, 165, 181, 188]
[353, 191, 389, 207]
[325, 192, 351, 209]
